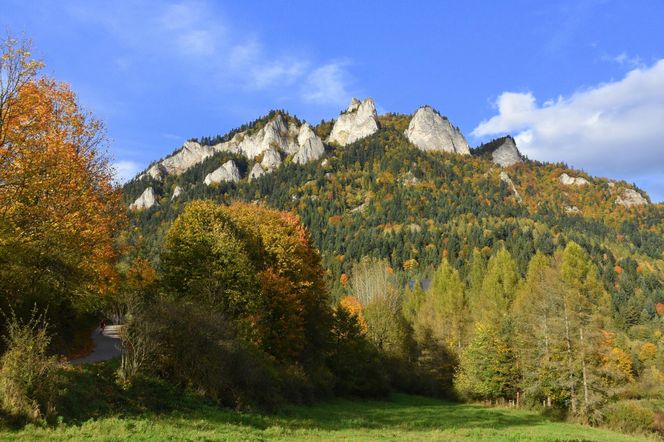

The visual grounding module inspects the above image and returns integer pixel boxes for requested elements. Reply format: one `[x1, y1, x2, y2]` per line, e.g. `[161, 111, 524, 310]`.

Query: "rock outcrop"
[248, 163, 265, 181]
[491, 137, 523, 167]
[140, 141, 216, 180]
[171, 185, 183, 200]
[129, 187, 158, 210]
[294, 123, 325, 164]
[616, 189, 648, 207]
[500, 171, 522, 203]
[559, 173, 589, 186]
[405, 106, 470, 155]
[137, 114, 325, 183]
[204, 160, 240, 186]
[260, 148, 282, 171]
[328, 98, 379, 146]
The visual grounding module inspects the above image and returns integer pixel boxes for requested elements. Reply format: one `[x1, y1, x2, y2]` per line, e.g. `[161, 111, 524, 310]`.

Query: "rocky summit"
[125, 97, 654, 218]
[140, 141, 217, 180]
[405, 106, 470, 155]
[328, 98, 379, 146]
[138, 113, 325, 182]
[491, 137, 523, 167]
[294, 123, 325, 164]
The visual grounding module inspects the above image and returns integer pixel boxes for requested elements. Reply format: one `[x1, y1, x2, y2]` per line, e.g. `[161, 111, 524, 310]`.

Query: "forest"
[1, 34, 664, 440]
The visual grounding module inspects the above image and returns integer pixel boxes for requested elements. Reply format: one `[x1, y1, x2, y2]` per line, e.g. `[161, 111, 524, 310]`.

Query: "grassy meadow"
[1, 395, 652, 441]
[0, 361, 651, 442]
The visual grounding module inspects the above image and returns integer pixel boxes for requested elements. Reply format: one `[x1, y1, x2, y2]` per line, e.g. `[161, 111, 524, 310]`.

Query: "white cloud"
[250, 59, 309, 90]
[113, 160, 141, 184]
[67, 1, 353, 100]
[603, 52, 644, 69]
[301, 62, 352, 106]
[473, 59, 664, 201]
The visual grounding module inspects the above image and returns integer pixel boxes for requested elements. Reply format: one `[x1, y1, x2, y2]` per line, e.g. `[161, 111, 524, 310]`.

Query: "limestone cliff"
[204, 160, 241, 186]
[405, 106, 470, 155]
[129, 187, 158, 210]
[327, 98, 379, 146]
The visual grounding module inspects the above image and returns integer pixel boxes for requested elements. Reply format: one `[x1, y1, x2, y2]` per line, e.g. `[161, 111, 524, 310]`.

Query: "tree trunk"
[580, 327, 589, 407]
[563, 300, 577, 414]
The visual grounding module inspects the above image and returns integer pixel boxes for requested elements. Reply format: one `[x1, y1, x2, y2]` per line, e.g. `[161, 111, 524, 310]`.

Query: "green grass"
[0, 361, 654, 441]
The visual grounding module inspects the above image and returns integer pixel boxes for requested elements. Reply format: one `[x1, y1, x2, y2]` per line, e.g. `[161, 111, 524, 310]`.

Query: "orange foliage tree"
[0, 36, 124, 318]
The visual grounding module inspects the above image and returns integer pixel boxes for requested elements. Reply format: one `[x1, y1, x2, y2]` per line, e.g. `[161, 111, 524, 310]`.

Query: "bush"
[603, 400, 655, 435]
[131, 301, 322, 411]
[0, 309, 62, 424]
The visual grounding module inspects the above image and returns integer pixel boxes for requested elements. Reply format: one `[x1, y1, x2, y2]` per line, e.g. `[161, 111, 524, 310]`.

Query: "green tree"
[414, 259, 468, 351]
[476, 249, 518, 323]
[512, 252, 563, 407]
[161, 200, 260, 319]
[559, 242, 612, 421]
[455, 322, 518, 402]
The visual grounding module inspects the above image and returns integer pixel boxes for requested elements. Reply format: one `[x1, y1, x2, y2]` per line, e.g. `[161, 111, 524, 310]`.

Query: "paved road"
[70, 325, 123, 365]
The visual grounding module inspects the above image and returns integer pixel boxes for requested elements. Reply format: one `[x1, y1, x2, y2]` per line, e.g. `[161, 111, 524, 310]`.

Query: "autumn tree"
[224, 202, 332, 364]
[0, 36, 124, 340]
[161, 201, 261, 320]
[162, 200, 333, 365]
[559, 241, 612, 421]
[455, 322, 518, 403]
[348, 257, 413, 359]
[476, 249, 519, 323]
[512, 252, 565, 407]
[512, 244, 614, 419]
[412, 259, 468, 352]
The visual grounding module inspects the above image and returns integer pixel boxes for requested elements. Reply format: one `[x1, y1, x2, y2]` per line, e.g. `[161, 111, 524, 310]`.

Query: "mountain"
[122, 97, 663, 325]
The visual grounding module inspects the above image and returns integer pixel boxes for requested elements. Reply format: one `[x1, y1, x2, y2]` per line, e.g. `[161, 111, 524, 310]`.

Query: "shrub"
[604, 400, 655, 435]
[0, 309, 62, 424]
[132, 301, 313, 411]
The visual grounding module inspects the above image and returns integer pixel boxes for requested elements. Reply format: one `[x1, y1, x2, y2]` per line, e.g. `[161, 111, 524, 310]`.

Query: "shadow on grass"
[54, 361, 550, 436]
[262, 394, 548, 433]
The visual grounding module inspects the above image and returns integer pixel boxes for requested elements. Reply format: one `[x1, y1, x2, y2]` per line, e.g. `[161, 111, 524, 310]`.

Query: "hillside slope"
[122, 103, 664, 327]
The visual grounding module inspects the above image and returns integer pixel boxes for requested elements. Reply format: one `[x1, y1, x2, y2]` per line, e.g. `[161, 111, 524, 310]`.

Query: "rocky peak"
[294, 123, 325, 164]
[559, 173, 589, 186]
[346, 98, 361, 113]
[140, 141, 217, 180]
[204, 160, 241, 186]
[327, 97, 379, 146]
[405, 106, 470, 155]
[135, 113, 326, 184]
[129, 187, 158, 210]
[491, 137, 523, 167]
[616, 189, 648, 207]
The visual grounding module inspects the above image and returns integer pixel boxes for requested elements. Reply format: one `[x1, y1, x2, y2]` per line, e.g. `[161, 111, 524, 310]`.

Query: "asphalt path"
[69, 325, 122, 365]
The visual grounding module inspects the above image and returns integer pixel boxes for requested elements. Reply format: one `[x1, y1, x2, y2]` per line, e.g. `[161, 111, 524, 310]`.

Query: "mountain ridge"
[126, 97, 652, 214]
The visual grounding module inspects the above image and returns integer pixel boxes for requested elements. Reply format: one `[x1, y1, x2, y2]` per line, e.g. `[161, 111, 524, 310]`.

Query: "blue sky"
[2, 0, 664, 201]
